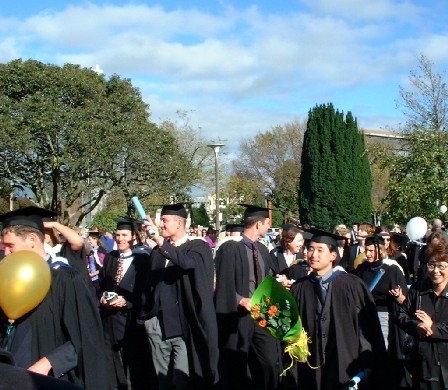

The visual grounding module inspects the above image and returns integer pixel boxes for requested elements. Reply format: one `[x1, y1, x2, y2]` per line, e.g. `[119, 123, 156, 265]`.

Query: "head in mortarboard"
[159, 203, 188, 240]
[364, 234, 387, 263]
[87, 230, 104, 250]
[238, 204, 271, 239]
[189, 223, 199, 236]
[305, 227, 344, 275]
[226, 223, 244, 237]
[0, 206, 58, 257]
[115, 217, 143, 253]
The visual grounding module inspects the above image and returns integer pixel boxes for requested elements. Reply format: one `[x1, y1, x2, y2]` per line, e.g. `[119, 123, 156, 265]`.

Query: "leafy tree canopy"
[231, 120, 305, 219]
[0, 59, 194, 225]
[382, 54, 448, 224]
[299, 103, 372, 229]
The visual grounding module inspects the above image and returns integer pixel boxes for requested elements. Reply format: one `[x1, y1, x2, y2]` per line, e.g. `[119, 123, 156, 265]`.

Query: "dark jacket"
[291, 272, 387, 389]
[398, 279, 448, 387]
[141, 238, 219, 387]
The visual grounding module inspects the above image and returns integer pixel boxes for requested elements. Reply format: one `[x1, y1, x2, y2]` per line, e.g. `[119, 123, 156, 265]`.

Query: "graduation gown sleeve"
[32, 266, 111, 389]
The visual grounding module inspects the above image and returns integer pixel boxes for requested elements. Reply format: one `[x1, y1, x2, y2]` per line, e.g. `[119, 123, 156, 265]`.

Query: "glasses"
[427, 263, 448, 271]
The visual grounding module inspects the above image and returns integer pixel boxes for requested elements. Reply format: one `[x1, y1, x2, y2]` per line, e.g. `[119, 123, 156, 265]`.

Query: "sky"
[1, 0, 448, 157]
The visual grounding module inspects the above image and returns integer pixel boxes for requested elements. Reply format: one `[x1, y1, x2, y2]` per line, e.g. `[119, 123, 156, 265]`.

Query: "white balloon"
[406, 217, 428, 241]
[440, 205, 447, 214]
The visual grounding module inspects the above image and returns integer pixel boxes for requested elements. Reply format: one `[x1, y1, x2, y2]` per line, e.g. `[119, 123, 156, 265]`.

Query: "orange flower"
[264, 297, 271, 303]
[252, 304, 261, 311]
[253, 310, 260, 319]
[259, 319, 267, 327]
[268, 305, 278, 317]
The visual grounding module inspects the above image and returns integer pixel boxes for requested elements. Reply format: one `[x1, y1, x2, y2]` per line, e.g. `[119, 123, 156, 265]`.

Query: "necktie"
[114, 254, 124, 286]
[252, 243, 263, 287]
[314, 276, 327, 305]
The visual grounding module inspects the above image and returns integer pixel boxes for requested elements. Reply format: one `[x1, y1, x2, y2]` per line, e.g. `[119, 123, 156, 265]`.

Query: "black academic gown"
[214, 239, 280, 389]
[270, 246, 289, 274]
[1, 265, 111, 390]
[214, 239, 277, 349]
[291, 272, 387, 390]
[141, 238, 219, 388]
[100, 250, 152, 389]
[270, 246, 310, 281]
[353, 261, 411, 388]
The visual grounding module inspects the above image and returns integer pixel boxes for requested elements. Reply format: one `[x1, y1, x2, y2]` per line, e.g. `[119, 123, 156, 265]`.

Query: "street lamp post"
[208, 143, 224, 232]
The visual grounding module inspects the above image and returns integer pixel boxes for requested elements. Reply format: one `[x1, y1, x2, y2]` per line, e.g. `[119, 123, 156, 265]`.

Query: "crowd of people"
[0, 204, 448, 390]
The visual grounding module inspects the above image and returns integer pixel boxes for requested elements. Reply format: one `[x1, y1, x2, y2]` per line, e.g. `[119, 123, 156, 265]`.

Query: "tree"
[232, 120, 305, 219]
[159, 110, 216, 195]
[382, 130, 448, 223]
[191, 203, 210, 227]
[299, 104, 372, 229]
[0, 59, 193, 225]
[397, 53, 448, 132]
[382, 55, 448, 223]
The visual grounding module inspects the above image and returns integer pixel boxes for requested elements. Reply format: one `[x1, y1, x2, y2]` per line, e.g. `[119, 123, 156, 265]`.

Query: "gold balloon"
[0, 250, 51, 320]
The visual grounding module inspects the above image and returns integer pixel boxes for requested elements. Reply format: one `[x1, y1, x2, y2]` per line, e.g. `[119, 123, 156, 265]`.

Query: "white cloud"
[0, 0, 447, 148]
[300, 0, 422, 22]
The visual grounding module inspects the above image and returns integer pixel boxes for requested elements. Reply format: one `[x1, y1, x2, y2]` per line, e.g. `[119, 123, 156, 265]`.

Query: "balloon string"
[6, 322, 15, 336]
[3, 322, 15, 352]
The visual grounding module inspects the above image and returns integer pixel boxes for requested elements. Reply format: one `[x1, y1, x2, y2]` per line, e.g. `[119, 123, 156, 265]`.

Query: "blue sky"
[2, 0, 448, 156]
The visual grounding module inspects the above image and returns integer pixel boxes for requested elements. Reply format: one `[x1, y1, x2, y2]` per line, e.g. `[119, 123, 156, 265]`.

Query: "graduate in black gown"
[214, 204, 281, 390]
[140, 203, 219, 389]
[291, 231, 387, 389]
[0, 207, 111, 390]
[100, 218, 153, 389]
[353, 234, 411, 388]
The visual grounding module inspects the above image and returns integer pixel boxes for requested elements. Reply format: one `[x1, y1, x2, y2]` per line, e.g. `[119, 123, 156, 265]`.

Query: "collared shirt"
[170, 235, 189, 247]
[119, 250, 134, 276]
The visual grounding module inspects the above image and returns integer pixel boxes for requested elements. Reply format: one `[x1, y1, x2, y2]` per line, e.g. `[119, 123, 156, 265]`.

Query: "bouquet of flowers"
[251, 275, 313, 374]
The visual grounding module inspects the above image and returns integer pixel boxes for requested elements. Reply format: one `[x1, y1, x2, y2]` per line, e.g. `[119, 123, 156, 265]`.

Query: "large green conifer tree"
[299, 103, 372, 229]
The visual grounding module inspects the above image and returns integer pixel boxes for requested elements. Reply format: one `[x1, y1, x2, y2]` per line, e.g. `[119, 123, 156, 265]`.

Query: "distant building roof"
[361, 129, 404, 139]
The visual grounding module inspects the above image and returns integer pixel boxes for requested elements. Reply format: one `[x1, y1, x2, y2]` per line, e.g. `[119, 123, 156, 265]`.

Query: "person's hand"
[28, 357, 52, 375]
[143, 215, 163, 246]
[239, 297, 252, 312]
[388, 285, 405, 304]
[416, 309, 433, 328]
[107, 296, 127, 308]
[416, 322, 433, 337]
[100, 295, 127, 309]
[276, 274, 293, 290]
[43, 221, 57, 230]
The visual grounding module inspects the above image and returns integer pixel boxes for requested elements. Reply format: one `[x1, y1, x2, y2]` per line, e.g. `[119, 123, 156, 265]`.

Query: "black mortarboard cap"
[226, 223, 244, 233]
[88, 231, 100, 237]
[0, 206, 58, 234]
[160, 203, 188, 219]
[306, 227, 346, 248]
[365, 234, 385, 246]
[238, 204, 271, 220]
[115, 217, 143, 232]
[303, 231, 313, 241]
[281, 223, 295, 230]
